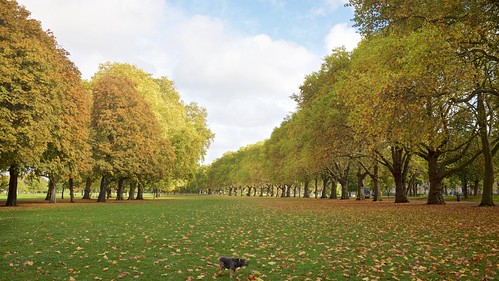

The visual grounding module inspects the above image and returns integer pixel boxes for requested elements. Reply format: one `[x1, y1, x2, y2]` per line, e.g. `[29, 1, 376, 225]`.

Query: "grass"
[0, 196, 498, 281]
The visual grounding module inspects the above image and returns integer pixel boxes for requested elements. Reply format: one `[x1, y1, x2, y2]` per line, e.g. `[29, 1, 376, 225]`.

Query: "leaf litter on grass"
[1, 196, 497, 280]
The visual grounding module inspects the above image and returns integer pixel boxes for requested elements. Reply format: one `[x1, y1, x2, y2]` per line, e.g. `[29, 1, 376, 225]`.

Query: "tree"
[206, 151, 240, 194]
[39, 47, 91, 204]
[90, 74, 173, 202]
[0, 1, 82, 206]
[339, 23, 486, 204]
[93, 63, 214, 184]
[348, 0, 498, 205]
[294, 48, 357, 200]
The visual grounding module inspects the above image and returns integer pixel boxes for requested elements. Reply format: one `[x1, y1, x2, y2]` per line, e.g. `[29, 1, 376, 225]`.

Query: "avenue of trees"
[192, 0, 498, 206]
[0, 0, 214, 206]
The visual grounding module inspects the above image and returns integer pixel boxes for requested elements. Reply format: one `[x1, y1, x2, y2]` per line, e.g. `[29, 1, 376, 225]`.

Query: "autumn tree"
[185, 165, 209, 193]
[93, 63, 214, 186]
[0, 0, 89, 206]
[348, 0, 497, 205]
[90, 74, 173, 202]
[295, 48, 356, 200]
[206, 151, 240, 195]
[265, 115, 305, 196]
[39, 48, 91, 204]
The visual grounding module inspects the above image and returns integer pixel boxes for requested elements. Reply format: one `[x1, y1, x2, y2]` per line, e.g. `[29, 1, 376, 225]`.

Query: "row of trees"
[0, 1, 214, 206]
[190, 0, 498, 206]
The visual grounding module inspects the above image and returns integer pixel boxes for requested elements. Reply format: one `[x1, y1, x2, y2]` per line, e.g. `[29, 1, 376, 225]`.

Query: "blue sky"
[17, 0, 360, 163]
[167, 0, 353, 52]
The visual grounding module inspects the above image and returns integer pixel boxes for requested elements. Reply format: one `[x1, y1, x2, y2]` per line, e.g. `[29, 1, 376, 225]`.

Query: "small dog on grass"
[218, 256, 248, 278]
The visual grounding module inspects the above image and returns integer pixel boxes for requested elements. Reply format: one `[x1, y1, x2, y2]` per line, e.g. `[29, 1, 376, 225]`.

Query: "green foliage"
[92, 63, 214, 181]
[204, 1, 497, 205]
[90, 73, 173, 181]
[0, 0, 67, 169]
[0, 174, 7, 191]
[0, 0, 96, 205]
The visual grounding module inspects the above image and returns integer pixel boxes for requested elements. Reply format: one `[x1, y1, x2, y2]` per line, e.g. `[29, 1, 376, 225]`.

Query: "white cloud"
[19, 0, 167, 78]
[168, 16, 317, 99]
[163, 15, 320, 162]
[17, 0, 321, 163]
[324, 23, 361, 52]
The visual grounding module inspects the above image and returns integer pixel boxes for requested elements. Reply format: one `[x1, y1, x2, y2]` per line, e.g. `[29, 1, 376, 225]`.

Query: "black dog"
[218, 256, 248, 278]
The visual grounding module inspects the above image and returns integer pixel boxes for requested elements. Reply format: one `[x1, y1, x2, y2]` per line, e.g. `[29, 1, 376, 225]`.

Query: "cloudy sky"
[17, 0, 361, 163]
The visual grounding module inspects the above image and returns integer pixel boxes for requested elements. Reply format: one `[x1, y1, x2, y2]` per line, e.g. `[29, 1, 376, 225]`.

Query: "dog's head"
[238, 258, 248, 267]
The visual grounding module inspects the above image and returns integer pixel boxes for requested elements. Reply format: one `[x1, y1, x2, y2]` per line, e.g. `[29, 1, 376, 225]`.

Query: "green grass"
[0, 196, 497, 280]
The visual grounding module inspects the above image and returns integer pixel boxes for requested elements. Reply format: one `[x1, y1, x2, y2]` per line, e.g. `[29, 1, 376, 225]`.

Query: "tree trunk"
[106, 184, 112, 199]
[97, 176, 108, 202]
[321, 176, 328, 199]
[6, 165, 19, 206]
[82, 177, 92, 199]
[372, 162, 382, 201]
[286, 184, 291, 197]
[69, 177, 75, 203]
[314, 178, 318, 198]
[329, 179, 337, 199]
[473, 179, 479, 196]
[136, 181, 144, 200]
[45, 185, 50, 200]
[356, 168, 366, 200]
[340, 181, 349, 199]
[392, 147, 410, 203]
[48, 176, 56, 203]
[427, 178, 445, 204]
[128, 180, 136, 200]
[477, 91, 495, 206]
[462, 174, 468, 199]
[116, 177, 125, 201]
[393, 172, 409, 203]
[303, 181, 310, 198]
[427, 151, 445, 205]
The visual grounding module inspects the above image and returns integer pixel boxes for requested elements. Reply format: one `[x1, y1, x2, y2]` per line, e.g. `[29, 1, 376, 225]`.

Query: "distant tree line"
[189, 0, 498, 206]
[0, 0, 214, 206]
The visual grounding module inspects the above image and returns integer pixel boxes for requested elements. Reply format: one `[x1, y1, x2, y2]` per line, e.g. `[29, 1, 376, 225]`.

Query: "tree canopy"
[199, 0, 498, 206]
[1, 1, 214, 205]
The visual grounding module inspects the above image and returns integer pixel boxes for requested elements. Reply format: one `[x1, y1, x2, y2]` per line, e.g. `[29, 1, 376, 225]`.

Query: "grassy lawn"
[0, 196, 497, 281]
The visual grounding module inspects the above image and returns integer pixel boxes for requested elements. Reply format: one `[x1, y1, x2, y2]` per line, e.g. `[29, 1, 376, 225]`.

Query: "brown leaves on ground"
[242, 198, 499, 280]
[1, 197, 497, 280]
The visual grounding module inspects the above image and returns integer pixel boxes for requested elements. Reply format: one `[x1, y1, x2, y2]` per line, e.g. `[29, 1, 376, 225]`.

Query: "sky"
[17, 0, 361, 164]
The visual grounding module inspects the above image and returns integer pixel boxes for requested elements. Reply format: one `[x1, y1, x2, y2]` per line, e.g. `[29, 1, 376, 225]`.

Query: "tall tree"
[91, 74, 173, 202]
[293, 48, 357, 200]
[348, 0, 498, 205]
[0, 1, 79, 205]
[39, 47, 92, 203]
